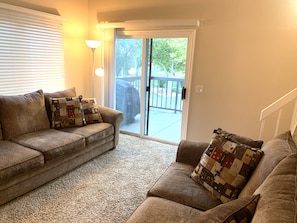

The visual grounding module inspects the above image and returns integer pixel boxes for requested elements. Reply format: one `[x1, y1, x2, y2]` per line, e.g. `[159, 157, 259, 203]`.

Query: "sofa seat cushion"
[0, 141, 44, 181]
[60, 123, 114, 145]
[11, 129, 85, 161]
[148, 162, 222, 211]
[252, 153, 297, 223]
[0, 90, 50, 140]
[126, 197, 203, 223]
[239, 131, 297, 198]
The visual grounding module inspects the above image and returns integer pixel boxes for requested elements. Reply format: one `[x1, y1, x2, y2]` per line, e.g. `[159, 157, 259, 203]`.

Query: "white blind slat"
[0, 3, 65, 96]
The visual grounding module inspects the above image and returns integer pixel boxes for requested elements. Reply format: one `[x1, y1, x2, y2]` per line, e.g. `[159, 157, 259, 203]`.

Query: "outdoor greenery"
[115, 38, 187, 78]
[115, 38, 142, 77]
[152, 38, 187, 77]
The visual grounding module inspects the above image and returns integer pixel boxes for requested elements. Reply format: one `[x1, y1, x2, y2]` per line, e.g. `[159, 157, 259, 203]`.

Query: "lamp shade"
[85, 40, 101, 49]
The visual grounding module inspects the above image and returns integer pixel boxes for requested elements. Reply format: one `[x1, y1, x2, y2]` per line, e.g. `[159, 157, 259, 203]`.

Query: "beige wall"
[89, 0, 297, 142]
[2, 0, 297, 142]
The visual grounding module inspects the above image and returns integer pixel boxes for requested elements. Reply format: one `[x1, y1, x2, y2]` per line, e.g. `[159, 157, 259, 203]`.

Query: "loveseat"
[0, 88, 123, 205]
[126, 129, 297, 222]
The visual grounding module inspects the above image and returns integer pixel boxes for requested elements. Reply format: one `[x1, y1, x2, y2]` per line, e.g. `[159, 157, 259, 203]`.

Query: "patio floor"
[120, 108, 182, 144]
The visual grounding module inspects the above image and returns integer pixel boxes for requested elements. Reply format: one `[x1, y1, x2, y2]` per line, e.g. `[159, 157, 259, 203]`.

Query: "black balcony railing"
[116, 76, 183, 113]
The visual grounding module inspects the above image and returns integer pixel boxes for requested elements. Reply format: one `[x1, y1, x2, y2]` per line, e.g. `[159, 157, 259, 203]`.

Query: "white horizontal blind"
[0, 3, 65, 95]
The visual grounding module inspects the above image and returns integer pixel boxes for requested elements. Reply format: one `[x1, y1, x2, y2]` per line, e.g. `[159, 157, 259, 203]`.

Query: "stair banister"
[259, 87, 297, 139]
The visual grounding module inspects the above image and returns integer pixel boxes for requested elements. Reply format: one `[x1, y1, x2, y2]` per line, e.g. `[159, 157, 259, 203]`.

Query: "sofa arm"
[176, 140, 209, 167]
[98, 106, 124, 146]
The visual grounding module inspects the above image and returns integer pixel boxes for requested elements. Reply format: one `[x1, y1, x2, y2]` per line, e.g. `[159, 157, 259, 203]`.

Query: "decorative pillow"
[0, 90, 50, 139]
[81, 98, 103, 124]
[50, 95, 85, 128]
[197, 194, 260, 223]
[215, 128, 263, 148]
[44, 87, 76, 126]
[191, 131, 263, 203]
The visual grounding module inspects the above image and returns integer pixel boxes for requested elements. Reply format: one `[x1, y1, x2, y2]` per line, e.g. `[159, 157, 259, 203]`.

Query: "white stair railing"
[259, 87, 297, 139]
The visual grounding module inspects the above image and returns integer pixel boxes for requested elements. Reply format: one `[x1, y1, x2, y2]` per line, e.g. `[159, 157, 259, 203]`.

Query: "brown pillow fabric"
[215, 128, 263, 148]
[197, 194, 260, 223]
[0, 124, 2, 140]
[191, 131, 263, 203]
[0, 90, 49, 139]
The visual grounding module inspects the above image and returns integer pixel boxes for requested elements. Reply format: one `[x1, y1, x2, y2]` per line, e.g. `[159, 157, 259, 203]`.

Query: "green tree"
[115, 38, 187, 77]
[115, 38, 142, 76]
[152, 38, 187, 76]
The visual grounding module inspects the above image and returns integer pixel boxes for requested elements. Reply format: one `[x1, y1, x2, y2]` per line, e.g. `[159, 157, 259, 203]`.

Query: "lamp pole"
[90, 47, 95, 97]
[86, 40, 101, 98]
[95, 67, 104, 106]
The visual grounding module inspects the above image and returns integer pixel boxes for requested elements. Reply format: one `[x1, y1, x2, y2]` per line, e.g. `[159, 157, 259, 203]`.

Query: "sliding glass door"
[114, 36, 188, 143]
[115, 38, 142, 134]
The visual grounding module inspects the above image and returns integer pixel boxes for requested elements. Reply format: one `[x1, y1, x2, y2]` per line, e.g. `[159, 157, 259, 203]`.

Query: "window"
[0, 3, 65, 95]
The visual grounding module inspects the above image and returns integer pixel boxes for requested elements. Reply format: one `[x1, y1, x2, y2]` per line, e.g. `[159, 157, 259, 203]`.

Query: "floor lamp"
[96, 67, 104, 106]
[86, 40, 101, 97]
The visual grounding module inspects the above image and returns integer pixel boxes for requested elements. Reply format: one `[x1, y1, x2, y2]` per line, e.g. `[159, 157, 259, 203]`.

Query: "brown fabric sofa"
[126, 130, 297, 222]
[0, 88, 123, 205]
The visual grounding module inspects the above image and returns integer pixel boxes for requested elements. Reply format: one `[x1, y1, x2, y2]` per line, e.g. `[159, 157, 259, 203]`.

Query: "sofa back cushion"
[0, 90, 50, 139]
[251, 153, 297, 223]
[239, 131, 297, 198]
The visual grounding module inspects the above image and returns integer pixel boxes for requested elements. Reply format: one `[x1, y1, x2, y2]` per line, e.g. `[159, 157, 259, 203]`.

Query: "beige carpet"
[0, 134, 177, 223]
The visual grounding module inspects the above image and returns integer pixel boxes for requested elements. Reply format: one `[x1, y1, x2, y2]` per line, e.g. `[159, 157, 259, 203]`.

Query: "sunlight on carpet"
[0, 134, 177, 223]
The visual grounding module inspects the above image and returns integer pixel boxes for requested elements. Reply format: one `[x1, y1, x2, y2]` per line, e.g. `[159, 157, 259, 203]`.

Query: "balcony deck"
[117, 76, 183, 144]
[120, 108, 182, 144]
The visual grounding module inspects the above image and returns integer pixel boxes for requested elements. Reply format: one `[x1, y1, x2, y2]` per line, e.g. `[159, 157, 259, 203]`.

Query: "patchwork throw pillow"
[197, 194, 260, 223]
[191, 131, 263, 203]
[44, 87, 76, 126]
[81, 98, 103, 124]
[50, 95, 85, 128]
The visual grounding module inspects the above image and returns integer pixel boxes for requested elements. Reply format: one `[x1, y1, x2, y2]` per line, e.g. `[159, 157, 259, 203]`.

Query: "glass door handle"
[182, 87, 186, 100]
